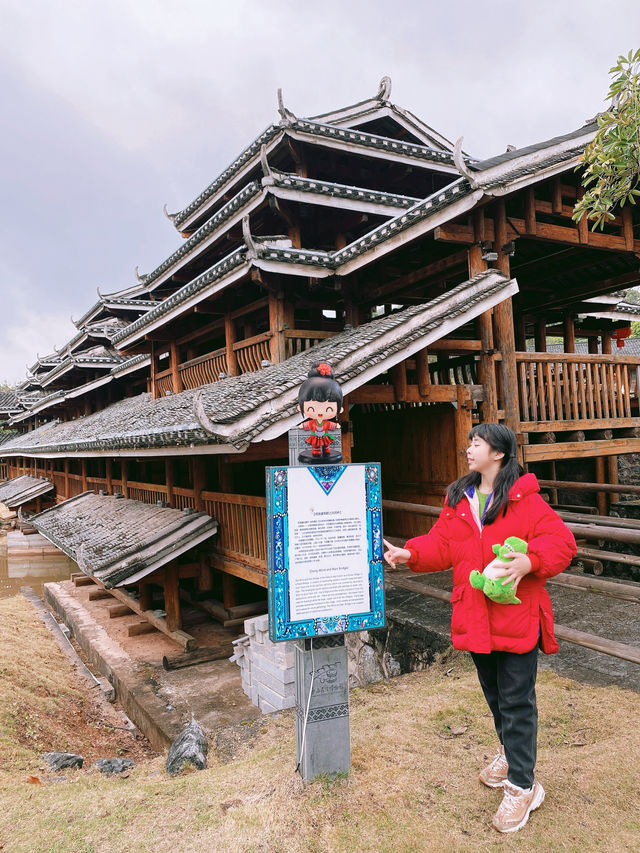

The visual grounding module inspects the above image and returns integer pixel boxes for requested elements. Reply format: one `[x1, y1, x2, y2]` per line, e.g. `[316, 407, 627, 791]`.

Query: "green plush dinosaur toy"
[469, 537, 528, 605]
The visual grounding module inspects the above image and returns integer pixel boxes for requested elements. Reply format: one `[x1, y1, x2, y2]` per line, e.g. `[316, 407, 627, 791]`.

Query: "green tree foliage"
[573, 49, 640, 231]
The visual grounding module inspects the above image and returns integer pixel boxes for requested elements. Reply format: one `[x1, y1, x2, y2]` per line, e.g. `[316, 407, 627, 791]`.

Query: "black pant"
[470, 644, 539, 789]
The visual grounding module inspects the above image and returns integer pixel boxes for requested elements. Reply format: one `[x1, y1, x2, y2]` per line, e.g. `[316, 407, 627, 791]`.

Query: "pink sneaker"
[479, 745, 508, 788]
[493, 780, 545, 833]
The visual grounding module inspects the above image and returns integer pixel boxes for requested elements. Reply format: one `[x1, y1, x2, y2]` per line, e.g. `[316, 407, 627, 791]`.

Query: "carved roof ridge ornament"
[277, 88, 296, 126]
[163, 203, 177, 222]
[242, 215, 259, 260]
[453, 137, 479, 189]
[377, 75, 392, 102]
[193, 389, 218, 436]
[260, 144, 276, 186]
[134, 265, 147, 283]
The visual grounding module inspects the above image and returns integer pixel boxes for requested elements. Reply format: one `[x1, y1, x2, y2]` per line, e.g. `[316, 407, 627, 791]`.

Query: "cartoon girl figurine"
[297, 362, 343, 465]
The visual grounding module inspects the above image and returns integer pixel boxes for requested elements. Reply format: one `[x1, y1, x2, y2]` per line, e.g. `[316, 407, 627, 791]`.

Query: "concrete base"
[43, 581, 261, 753]
[295, 635, 350, 782]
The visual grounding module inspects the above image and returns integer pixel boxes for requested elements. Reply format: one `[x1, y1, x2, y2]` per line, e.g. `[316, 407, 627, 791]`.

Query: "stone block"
[257, 681, 295, 712]
[250, 649, 295, 684]
[251, 665, 296, 699]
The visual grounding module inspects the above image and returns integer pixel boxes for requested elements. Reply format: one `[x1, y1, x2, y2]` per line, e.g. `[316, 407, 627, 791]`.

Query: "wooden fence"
[516, 352, 640, 431]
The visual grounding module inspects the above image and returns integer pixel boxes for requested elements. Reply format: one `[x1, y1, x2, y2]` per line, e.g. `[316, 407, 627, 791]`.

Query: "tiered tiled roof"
[1, 270, 516, 455]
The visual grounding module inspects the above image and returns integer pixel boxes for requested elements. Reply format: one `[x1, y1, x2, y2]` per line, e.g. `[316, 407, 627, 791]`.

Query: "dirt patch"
[0, 595, 156, 773]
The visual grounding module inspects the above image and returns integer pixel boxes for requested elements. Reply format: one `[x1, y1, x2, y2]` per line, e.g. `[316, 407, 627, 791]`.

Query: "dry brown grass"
[1, 594, 639, 852]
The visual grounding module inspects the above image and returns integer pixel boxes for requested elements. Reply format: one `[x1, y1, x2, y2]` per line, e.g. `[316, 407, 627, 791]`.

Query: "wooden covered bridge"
[1, 78, 639, 643]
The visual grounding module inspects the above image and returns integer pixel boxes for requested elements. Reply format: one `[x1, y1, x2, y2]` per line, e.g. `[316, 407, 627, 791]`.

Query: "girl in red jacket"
[384, 423, 576, 834]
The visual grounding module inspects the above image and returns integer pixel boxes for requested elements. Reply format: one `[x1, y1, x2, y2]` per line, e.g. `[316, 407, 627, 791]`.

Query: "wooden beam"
[224, 311, 239, 376]
[367, 249, 469, 300]
[348, 383, 482, 404]
[427, 339, 482, 352]
[524, 437, 640, 462]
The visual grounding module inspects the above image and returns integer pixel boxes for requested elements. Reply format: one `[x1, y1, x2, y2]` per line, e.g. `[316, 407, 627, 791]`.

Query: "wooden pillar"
[222, 573, 238, 610]
[150, 341, 157, 399]
[594, 456, 608, 517]
[288, 222, 301, 249]
[454, 385, 473, 477]
[525, 188, 537, 235]
[551, 176, 563, 214]
[622, 207, 634, 251]
[391, 360, 407, 402]
[416, 348, 431, 397]
[607, 456, 619, 506]
[469, 234, 498, 423]
[64, 459, 69, 500]
[197, 552, 213, 592]
[121, 458, 128, 498]
[105, 459, 113, 494]
[165, 458, 174, 507]
[268, 291, 287, 364]
[493, 200, 520, 432]
[534, 318, 547, 353]
[81, 458, 87, 492]
[84, 398, 91, 417]
[602, 333, 612, 355]
[192, 458, 204, 512]
[164, 561, 181, 632]
[224, 312, 239, 377]
[170, 341, 183, 394]
[564, 315, 576, 353]
[588, 337, 599, 355]
[139, 583, 152, 611]
[218, 457, 233, 494]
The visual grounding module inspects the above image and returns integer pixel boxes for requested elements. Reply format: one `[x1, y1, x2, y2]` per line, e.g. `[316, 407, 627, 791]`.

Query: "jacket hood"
[508, 473, 540, 500]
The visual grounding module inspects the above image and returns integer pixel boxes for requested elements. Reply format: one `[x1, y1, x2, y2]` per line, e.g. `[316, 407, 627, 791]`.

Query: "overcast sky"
[1, 0, 639, 384]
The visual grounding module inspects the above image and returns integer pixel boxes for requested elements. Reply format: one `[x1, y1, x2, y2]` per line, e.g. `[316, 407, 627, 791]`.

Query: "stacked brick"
[230, 614, 295, 714]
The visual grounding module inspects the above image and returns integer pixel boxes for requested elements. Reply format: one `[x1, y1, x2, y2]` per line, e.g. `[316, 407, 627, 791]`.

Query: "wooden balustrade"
[179, 348, 228, 389]
[516, 352, 640, 431]
[234, 332, 273, 373]
[0, 462, 7, 481]
[126, 480, 169, 505]
[154, 373, 174, 397]
[52, 471, 66, 494]
[202, 491, 267, 570]
[67, 473, 85, 498]
[284, 329, 335, 359]
[172, 487, 196, 510]
[87, 478, 107, 494]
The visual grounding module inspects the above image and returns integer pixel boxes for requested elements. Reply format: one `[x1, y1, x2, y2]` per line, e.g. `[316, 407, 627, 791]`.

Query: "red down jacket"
[404, 473, 576, 654]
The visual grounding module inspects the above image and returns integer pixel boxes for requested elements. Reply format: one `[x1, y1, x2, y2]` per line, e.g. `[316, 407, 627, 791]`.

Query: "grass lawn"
[1, 594, 638, 852]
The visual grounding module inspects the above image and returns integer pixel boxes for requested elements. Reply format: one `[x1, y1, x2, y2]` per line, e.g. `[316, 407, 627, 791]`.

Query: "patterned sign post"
[266, 461, 385, 781]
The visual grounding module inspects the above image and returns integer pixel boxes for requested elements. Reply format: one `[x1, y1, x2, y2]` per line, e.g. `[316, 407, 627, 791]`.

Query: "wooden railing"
[172, 486, 196, 510]
[202, 490, 267, 570]
[0, 462, 7, 481]
[67, 473, 85, 498]
[52, 472, 66, 494]
[284, 329, 335, 359]
[155, 373, 174, 396]
[179, 348, 227, 388]
[516, 352, 640, 431]
[87, 477, 107, 493]
[126, 480, 169, 505]
[234, 332, 272, 373]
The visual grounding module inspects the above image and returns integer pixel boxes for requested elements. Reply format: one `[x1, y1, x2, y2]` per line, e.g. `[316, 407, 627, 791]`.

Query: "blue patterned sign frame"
[266, 463, 385, 642]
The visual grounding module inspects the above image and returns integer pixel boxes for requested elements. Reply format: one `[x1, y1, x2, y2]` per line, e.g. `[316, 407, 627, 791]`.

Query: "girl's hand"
[489, 553, 533, 591]
[383, 539, 411, 570]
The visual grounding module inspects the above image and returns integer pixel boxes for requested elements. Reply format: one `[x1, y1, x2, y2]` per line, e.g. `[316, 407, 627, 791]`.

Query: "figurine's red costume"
[302, 419, 339, 456]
